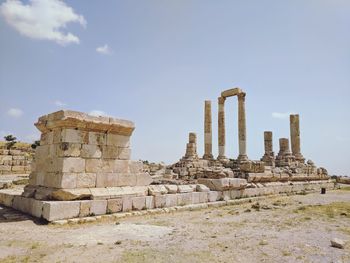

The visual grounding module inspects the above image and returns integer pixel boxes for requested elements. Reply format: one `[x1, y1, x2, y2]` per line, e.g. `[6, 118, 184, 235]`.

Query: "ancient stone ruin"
[0, 88, 332, 222]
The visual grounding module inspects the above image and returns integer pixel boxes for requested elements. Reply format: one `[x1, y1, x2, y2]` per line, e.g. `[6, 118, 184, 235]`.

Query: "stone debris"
[330, 238, 345, 249]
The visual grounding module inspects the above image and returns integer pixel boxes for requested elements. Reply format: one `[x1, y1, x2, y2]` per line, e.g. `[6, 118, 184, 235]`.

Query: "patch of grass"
[30, 242, 40, 249]
[293, 202, 350, 219]
[282, 250, 292, 256]
[340, 186, 350, 191]
[118, 248, 217, 263]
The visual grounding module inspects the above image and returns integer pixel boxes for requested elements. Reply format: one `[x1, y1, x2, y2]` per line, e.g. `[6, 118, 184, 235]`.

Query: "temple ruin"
[0, 87, 331, 222]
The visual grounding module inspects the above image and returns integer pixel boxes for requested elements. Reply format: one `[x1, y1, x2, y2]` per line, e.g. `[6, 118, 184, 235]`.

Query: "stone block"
[129, 161, 143, 173]
[76, 173, 96, 188]
[208, 191, 222, 202]
[198, 192, 209, 203]
[198, 178, 247, 191]
[118, 173, 136, 187]
[177, 193, 192, 206]
[196, 184, 210, 192]
[165, 194, 178, 207]
[56, 143, 81, 157]
[11, 166, 25, 172]
[136, 173, 152, 186]
[107, 198, 123, 213]
[96, 173, 118, 187]
[90, 200, 107, 215]
[60, 158, 85, 173]
[230, 190, 242, 199]
[61, 129, 83, 143]
[40, 131, 53, 145]
[178, 185, 194, 193]
[58, 173, 77, 189]
[114, 160, 130, 173]
[85, 159, 102, 173]
[132, 196, 146, 210]
[0, 165, 11, 172]
[154, 195, 166, 208]
[42, 201, 80, 221]
[88, 132, 106, 145]
[145, 196, 154, 209]
[148, 185, 168, 196]
[192, 192, 201, 204]
[79, 201, 91, 217]
[122, 196, 132, 212]
[102, 145, 119, 159]
[81, 145, 102, 159]
[106, 134, 130, 147]
[164, 184, 178, 194]
[90, 188, 110, 199]
[117, 147, 131, 160]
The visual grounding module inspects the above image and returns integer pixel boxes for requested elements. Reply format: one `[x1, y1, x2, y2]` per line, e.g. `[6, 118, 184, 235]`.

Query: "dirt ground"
[0, 189, 349, 263]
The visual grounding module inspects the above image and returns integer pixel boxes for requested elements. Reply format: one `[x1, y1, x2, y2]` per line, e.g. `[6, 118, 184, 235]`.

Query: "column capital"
[218, 96, 226, 104]
[237, 92, 246, 101]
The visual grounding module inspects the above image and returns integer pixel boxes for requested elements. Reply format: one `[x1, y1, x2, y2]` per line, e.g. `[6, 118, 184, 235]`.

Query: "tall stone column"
[261, 131, 274, 166]
[237, 93, 248, 162]
[203, 100, 213, 159]
[290, 114, 304, 162]
[217, 97, 226, 160]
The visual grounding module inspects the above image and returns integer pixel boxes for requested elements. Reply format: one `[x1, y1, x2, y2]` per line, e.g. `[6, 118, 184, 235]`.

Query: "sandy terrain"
[0, 189, 349, 263]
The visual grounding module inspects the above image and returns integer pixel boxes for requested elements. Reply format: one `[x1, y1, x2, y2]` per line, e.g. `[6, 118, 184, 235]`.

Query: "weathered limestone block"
[154, 195, 166, 208]
[177, 193, 192, 206]
[198, 178, 247, 191]
[164, 184, 178, 194]
[42, 201, 80, 221]
[196, 184, 210, 192]
[107, 198, 123, 213]
[239, 161, 265, 173]
[122, 196, 133, 212]
[148, 185, 168, 196]
[81, 145, 102, 158]
[79, 201, 91, 217]
[90, 200, 107, 215]
[76, 173, 96, 188]
[165, 194, 178, 207]
[208, 191, 222, 202]
[51, 188, 91, 201]
[177, 185, 194, 193]
[132, 196, 146, 210]
[145, 196, 154, 209]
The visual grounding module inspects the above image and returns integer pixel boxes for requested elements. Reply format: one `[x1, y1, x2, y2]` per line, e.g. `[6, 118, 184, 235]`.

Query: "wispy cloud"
[271, 112, 295, 120]
[54, 100, 67, 107]
[0, 0, 86, 45]
[7, 108, 23, 118]
[89, 110, 108, 117]
[96, 44, 112, 55]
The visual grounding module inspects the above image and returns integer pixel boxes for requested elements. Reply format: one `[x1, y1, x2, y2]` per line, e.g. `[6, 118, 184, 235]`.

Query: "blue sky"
[0, 0, 349, 175]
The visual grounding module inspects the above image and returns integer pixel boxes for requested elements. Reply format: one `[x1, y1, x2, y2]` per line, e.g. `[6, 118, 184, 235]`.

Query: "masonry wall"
[0, 145, 33, 175]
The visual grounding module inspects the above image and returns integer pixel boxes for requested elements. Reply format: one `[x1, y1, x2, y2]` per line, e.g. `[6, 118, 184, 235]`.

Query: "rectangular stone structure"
[26, 110, 151, 194]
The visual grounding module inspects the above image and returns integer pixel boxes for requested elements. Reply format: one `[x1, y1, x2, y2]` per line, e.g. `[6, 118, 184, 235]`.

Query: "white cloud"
[271, 112, 296, 120]
[89, 110, 109, 117]
[54, 100, 67, 107]
[96, 44, 112, 55]
[0, 0, 86, 46]
[7, 108, 23, 118]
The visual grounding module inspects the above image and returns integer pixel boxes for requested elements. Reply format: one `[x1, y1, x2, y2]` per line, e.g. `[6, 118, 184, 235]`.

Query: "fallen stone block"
[52, 188, 92, 201]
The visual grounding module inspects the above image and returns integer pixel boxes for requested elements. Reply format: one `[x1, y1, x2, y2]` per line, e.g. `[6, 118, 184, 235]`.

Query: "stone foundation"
[0, 180, 333, 222]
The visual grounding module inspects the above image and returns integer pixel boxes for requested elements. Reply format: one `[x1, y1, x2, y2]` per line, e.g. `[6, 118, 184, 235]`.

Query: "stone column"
[237, 93, 248, 162]
[290, 114, 304, 162]
[184, 132, 198, 160]
[261, 131, 274, 166]
[264, 131, 273, 154]
[277, 138, 292, 158]
[203, 100, 213, 159]
[217, 97, 226, 160]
